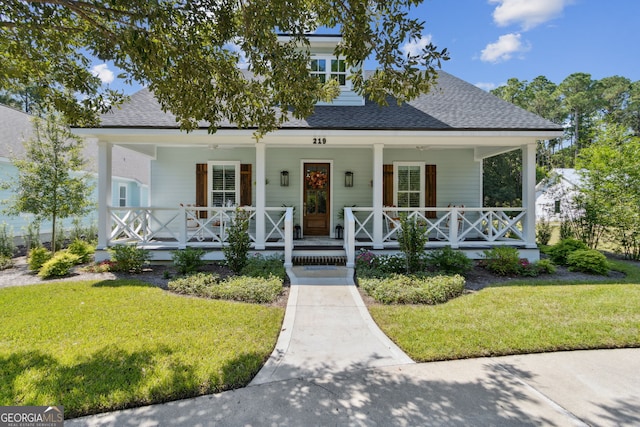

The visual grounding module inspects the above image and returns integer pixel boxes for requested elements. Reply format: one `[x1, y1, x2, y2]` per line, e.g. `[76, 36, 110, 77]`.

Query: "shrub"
[534, 258, 557, 275]
[0, 256, 13, 270]
[28, 247, 52, 271]
[425, 246, 473, 275]
[482, 247, 521, 276]
[360, 274, 465, 305]
[355, 249, 382, 278]
[168, 273, 282, 303]
[376, 254, 408, 275]
[536, 218, 552, 246]
[211, 276, 283, 303]
[172, 247, 205, 275]
[38, 251, 80, 278]
[567, 250, 610, 275]
[397, 215, 428, 274]
[241, 254, 286, 280]
[169, 272, 220, 296]
[67, 239, 95, 264]
[548, 238, 588, 266]
[222, 208, 251, 273]
[0, 222, 15, 258]
[109, 244, 151, 273]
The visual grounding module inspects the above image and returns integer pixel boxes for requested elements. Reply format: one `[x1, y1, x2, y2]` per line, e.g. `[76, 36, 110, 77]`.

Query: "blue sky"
[91, 0, 640, 94]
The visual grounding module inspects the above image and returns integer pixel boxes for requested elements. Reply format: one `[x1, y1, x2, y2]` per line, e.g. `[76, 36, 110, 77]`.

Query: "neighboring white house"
[0, 104, 150, 241]
[535, 168, 583, 222]
[74, 35, 563, 266]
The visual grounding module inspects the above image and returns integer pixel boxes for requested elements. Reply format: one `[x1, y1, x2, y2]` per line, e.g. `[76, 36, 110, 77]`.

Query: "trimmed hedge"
[360, 274, 466, 305]
[168, 272, 282, 304]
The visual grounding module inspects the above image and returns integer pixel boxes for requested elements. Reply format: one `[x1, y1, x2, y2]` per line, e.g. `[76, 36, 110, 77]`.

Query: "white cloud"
[91, 63, 114, 85]
[489, 0, 571, 31]
[401, 35, 433, 57]
[475, 82, 497, 91]
[480, 33, 530, 63]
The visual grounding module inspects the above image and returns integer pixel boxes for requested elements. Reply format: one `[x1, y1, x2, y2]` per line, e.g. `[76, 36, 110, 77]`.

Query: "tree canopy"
[485, 71, 640, 206]
[1, 0, 448, 135]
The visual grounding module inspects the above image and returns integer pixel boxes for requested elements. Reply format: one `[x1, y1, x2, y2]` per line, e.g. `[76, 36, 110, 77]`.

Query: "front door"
[303, 163, 330, 235]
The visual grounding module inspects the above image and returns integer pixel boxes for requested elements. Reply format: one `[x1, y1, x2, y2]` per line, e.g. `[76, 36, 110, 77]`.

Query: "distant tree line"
[486, 73, 640, 259]
[484, 72, 640, 207]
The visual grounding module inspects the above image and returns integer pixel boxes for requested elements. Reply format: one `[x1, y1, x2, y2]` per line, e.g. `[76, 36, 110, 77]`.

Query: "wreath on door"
[306, 170, 328, 189]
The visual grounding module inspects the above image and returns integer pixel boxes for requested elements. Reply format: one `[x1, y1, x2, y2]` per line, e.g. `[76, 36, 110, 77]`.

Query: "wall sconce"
[280, 170, 289, 187]
[344, 171, 354, 187]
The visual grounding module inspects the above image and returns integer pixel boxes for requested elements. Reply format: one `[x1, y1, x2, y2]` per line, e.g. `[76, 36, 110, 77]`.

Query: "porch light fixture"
[344, 171, 354, 187]
[280, 170, 289, 187]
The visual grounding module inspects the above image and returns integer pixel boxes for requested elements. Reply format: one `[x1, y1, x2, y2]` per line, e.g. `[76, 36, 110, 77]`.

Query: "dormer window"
[310, 59, 327, 83]
[310, 56, 348, 88]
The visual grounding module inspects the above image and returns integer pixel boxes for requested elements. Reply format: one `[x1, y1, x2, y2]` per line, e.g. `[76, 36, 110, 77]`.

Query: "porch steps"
[292, 247, 347, 266]
[292, 255, 347, 266]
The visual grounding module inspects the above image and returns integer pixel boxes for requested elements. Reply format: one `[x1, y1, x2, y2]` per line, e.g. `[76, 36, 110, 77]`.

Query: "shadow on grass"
[1, 347, 269, 419]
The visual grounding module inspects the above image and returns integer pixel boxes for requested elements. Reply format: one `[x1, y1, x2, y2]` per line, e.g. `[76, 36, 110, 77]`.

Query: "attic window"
[310, 59, 326, 83]
[330, 59, 346, 85]
[310, 56, 347, 87]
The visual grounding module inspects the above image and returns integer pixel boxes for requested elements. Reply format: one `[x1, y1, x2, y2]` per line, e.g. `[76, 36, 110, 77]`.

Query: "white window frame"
[393, 162, 425, 208]
[118, 184, 127, 207]
[208, 161, 240, 207]
[310, 55, 350, 90]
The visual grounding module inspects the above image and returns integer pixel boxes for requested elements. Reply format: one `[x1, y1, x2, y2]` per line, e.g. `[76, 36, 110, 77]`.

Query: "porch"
[97, 205, 538, 266]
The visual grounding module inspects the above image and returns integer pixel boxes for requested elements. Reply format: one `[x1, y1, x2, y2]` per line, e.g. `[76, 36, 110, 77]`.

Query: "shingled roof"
[99, 71, 561, 132]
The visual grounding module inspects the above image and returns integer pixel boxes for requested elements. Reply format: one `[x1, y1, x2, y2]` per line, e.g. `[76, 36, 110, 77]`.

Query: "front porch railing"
[108, 206, 291, 248]
[344, 206, 529, 266]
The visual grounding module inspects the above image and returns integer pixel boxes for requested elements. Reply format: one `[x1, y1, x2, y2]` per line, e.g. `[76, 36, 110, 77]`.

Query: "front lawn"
[0, 280, 284, 418]
[367, 260, 640, 362]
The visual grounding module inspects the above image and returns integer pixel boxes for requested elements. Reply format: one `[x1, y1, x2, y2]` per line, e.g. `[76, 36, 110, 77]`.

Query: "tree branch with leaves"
[1, 0, 448, 136]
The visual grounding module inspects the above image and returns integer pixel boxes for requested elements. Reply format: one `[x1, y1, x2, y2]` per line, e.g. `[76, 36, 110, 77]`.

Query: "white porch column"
[255, 142, 266, 250]
[97, 141, 113, 249]
[522, 143, 537, 248]
[372, 143, 384, 249]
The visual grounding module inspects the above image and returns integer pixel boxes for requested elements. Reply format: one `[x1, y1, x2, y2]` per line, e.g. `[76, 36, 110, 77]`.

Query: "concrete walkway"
[67, 267, 640, 426]
[251, 266, 413, 384]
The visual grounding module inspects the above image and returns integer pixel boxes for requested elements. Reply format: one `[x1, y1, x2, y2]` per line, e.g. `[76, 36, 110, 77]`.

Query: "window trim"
[310, 55, 350, 90]
[207, 161, 240, 207]
[393, 162, 425, 208]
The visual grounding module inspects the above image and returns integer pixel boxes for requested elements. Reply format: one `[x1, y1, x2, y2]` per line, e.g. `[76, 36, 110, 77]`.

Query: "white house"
[535, 168, 583, 222]
[74, 35, 562, 266]
[0, 104, 150, 241]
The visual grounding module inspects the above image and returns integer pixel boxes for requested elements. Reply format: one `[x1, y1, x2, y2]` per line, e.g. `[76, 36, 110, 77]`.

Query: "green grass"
[0, 280, 284, 418]
[367, 259, 640, 362]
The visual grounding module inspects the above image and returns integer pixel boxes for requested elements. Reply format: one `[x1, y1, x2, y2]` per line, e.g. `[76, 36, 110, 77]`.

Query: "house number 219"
[312, 138, 327, 145]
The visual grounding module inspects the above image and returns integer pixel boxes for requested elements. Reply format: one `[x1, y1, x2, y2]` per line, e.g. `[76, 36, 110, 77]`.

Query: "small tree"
[1, 113, 94, 252]
[397, 214, 428, 274]
[222, 208, 252, 273]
